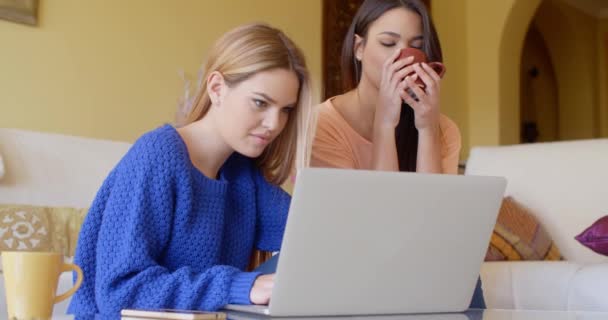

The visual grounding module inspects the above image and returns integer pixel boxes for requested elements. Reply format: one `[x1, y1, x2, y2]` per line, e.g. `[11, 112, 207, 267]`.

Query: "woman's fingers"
[384, 48, 402, 69]
[409, 76, 427, 102]
[422, 62, 442, 83]
[386, 56, 413, 86]
[400, 76, 420, 106]
[413, 63, 437, 94]
[389, 64, 416, 89]
[250, 274, 275, 305]
[382, 49, 403, 84]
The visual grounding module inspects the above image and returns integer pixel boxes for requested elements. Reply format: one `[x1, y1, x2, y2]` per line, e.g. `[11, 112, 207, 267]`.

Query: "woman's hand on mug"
[375, 49, 417, 129]
[401, 62, 441, 132]
[250, 274, 274, 305]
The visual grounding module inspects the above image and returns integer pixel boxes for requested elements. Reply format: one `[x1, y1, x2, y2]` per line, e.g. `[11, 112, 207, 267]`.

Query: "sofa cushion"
[567, 263, 608, 311]
[0, 128, 131, 208]
[0, 205, 52, 252]
[0, 153, 4, 180]
[480, 261, 608, 311]
[485, 197, 561, 261]
[465, 139, 608, 264]
[480, 261, 581, 310]
[0, 204, 87, 270]
[575, 215, 608, 256]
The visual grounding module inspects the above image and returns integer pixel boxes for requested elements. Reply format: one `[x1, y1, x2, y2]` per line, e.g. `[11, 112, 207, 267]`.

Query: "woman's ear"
[354, 34, 364, 62]
[206, 71, 225, 106]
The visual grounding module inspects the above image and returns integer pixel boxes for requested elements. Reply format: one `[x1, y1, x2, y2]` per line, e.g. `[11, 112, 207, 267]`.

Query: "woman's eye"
[282, 107, 294, 114]
[410, 42, 423, 50]
[253, 99, 267, 108]
[381, 42, 396, 47]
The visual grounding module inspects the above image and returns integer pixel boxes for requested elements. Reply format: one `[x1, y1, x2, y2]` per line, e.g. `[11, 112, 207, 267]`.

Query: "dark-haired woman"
[312, 0, 459, 173]
[311, 0, 486, 308]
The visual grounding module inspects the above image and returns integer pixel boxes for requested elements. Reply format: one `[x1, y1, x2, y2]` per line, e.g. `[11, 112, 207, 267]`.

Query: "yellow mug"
[1, 251, 83, 319]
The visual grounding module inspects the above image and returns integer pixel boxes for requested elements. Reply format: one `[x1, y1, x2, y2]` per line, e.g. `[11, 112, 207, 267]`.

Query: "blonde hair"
[177, 23, 316, 185]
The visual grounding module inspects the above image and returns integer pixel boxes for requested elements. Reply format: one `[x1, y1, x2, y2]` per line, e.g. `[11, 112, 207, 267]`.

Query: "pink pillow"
[575, 215, 608, 256]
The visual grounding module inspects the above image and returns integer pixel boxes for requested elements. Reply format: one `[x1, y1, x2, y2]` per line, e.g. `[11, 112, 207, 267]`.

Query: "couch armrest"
[481, 261, 608, 312]
[568, 263, 608, 312]
[0, 153, 5, 180]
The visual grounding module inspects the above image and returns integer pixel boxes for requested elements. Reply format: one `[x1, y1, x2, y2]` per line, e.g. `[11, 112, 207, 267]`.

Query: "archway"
[498, 0, 542, 145]
[499, 0, 598, 144]
[520, 24, 559, 143]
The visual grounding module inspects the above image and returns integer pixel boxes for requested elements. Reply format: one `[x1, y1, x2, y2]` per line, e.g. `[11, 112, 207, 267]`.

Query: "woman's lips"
[251, 134, 271, 145]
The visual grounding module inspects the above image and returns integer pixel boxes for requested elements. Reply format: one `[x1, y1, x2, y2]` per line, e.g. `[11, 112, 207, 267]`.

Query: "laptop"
[224, 168, 506, 317]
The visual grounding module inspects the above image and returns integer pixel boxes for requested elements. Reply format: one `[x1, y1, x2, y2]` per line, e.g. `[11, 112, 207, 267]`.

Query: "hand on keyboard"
[250, 274, 274, 305]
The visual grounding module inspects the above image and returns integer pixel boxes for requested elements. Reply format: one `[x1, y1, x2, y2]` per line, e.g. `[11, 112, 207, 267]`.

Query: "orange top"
[311, 98, 462, 174]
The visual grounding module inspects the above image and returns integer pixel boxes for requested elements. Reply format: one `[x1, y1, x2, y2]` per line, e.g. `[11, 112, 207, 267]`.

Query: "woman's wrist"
[374, 101, 401, 129]
[417, 120, 441, 136]
[228, 272, 262, 305]
[373, 121, 396, 140]
[417, 124, 441, 144]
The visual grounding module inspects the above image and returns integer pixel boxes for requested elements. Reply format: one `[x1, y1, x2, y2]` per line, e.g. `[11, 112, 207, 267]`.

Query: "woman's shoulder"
[315, 99, 342, 123]
[134, 124, 182, 150]
[439, 114, 460, 135]
[314, 97, 356, 138]
[121, 124, 187, 171]
[438, 114, 462, 148]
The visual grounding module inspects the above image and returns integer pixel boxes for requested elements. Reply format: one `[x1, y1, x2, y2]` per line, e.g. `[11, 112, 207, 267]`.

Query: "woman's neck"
[356, 77, 379, 125]
[335, 77, 379, 141]
[177, 117, 233, 179]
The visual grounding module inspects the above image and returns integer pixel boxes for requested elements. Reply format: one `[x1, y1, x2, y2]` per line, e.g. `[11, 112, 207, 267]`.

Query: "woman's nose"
[262, 110, 281, 131]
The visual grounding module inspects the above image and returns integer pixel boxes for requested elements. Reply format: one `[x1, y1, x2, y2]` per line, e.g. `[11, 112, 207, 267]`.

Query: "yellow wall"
[599, 19, 608, 137]
[434, 0, 604, 159]
[534, 0, 598, 140]
[497, 0, 543, 145]
[433, 0, 542, 156]
[2, 0, 605, 157]
[432, 1, 470, 162]
[520, 25, 559, 142]
[466, 0, 534, 147]
[0, 0, 322, 142]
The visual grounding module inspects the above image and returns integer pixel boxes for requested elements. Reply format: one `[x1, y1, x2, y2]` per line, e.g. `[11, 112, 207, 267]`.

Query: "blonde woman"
[68, 23, 315, 314]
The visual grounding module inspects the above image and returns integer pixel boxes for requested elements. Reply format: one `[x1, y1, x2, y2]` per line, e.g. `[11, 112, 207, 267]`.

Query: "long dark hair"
[341, 0, 443, 172]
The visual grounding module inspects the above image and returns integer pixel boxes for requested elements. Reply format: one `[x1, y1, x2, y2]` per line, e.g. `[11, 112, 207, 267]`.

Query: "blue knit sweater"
[68, 125, 290, 314]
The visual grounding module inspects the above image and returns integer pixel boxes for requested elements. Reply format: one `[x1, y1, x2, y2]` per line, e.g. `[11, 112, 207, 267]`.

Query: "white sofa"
[2, 128, 608, 314]
[467, 139, 608, 311]
[0, 128, 131, 315]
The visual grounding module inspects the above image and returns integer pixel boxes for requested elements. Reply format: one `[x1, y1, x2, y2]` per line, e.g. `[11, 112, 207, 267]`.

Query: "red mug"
[399, 47, 446, 88]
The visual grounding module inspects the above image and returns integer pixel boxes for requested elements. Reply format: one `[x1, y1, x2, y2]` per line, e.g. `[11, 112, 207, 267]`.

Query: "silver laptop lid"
[270, 168, 506, 316]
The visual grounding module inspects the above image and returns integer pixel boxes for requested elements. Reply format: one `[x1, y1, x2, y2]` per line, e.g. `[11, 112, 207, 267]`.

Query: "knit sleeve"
[92, 139, 260, 313]
[253, 170, 290, 252]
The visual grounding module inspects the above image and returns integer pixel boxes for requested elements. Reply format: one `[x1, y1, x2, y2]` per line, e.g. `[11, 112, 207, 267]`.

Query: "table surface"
[50, 309, 608, 320]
